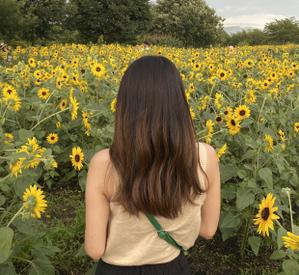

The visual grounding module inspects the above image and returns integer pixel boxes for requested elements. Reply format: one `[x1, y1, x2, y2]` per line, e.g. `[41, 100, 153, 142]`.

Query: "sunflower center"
[26, 196, 37, 208]
[231, 119, 236, 126]
[239, 110, 246, 116]
[220, 72, 225, 77]
[75, 154, 80, 162]
[96, 67, 101, 72]
[261, 207, 270, 220]
[7, 89, 12, 94]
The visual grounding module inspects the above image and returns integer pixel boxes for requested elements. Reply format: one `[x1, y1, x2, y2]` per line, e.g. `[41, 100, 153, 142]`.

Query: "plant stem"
[286, 191, 294, 233]
[30, 107, 70, 131]
[240, 208, 251, 260]
[6, 204, 25, 227]
[0, 173, 11, 184]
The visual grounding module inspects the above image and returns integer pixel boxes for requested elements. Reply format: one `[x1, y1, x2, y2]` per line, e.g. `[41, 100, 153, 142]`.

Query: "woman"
[84, 55, 221, 274]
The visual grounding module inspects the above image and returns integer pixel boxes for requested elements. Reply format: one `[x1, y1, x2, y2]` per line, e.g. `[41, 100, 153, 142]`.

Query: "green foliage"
[151, 0, 225, 48]
[265, 17, 299, 44]
[71, 0, 152, 44]
[226, 29, 268, 46]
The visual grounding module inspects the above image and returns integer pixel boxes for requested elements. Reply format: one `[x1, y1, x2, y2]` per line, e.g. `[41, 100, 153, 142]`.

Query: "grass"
[43, 184, 284, 275]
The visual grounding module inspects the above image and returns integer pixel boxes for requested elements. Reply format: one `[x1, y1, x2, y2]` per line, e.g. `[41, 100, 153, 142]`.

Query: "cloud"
[224, 13, 288, 29]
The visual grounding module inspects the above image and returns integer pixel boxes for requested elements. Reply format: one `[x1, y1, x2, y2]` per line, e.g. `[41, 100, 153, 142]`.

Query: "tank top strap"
[198, 142, 208, 190]
[198, 142, 208, 171]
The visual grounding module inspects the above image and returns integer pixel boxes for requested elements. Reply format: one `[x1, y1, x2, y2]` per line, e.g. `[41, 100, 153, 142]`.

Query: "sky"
[205, 0, 299, 29]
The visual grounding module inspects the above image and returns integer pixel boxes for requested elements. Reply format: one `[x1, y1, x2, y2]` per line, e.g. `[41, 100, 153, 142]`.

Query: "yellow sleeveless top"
[101, 142, 208, 266]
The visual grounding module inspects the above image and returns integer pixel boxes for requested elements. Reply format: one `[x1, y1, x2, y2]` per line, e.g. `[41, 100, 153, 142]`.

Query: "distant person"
[84, 55, 221, 275]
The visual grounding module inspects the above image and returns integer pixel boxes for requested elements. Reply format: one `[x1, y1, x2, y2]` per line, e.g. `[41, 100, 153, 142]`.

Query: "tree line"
[0, 0, 299, 47]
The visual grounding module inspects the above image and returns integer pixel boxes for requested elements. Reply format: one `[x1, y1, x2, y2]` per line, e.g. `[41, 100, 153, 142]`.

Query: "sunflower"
[245, 90, 256, 104]
[2, 84, 16, 97]
[253, 193, 280, 237]
[223, 107, 234, 118]
[264, 134, 274, 152]
[28, 58, 36, 68]
[213, 92, 223, 110]
[2, 92, 22, 111]
[9, 159, 24, 177]
[277, 129, 286, 142]
[192, 63, 201, 71]
[294, 122, 299, 133]
[70, 146, 84, 171]
[4, 132, 14, 144]
[234, 105, 251, 121]
[47, 133, 59, 144]
[110, 98, 117, 113]
[37, 88, 50, 100]
[198, 95, 210, 111]
[261, 80, 270, 90]
[69, 93, 79, 120]
[91, 62, 106, 78]
[226, 115, 241, 135]
[56, 121, 61, 129]
[216, 143, 227, 159]
[59, 99, 68, 111]
[22, 184, 47, 219]
[205, 119, 214, 144]
[189, 107, 195, 120]
[282, 231, 299, 251]
[244, 59, 254, 68]
[217, 69, 228, 81]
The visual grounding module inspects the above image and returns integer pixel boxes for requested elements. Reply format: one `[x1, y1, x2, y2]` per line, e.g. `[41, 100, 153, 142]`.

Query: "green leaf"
[237, 169, 247, 179]
[18, 128, 34, 142]
[246, 178, 256, 188]
[282, 259, 299, 275]
[240, 149, 256, 161]
[219, 211, 241, 241]
[220, 163, 237, 183]
[236, 188, 255, 210]
[270, 249, 287, 260]
[78, 170, 87, 191]
[258, 167, 273, 189]
[293, 225, 299, 235]
[0, 262, 17, 275]
[13, 218, 45, 238]
[277, 227, 288, 249]
[248, 236, 261, 256]
[28, 253, 55, 275]
[0, 195, 6, 206]
[0, 227, 14, 264]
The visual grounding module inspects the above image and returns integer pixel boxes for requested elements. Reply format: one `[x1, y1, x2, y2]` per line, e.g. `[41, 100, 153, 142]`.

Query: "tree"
[264, 17, 299, 44]
[0, 0, 31, 41]
[71, 0, 152, 44]
[151, 0, 224, 48]
[226, 29, 267, 46]
[21, 0, 72, 43]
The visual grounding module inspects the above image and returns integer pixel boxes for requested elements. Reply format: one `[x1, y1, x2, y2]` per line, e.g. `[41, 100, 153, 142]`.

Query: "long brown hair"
[107, 55, 209, 219]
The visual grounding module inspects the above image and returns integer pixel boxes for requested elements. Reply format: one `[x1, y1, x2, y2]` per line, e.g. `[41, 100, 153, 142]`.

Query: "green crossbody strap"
[145, 213, 190, 256]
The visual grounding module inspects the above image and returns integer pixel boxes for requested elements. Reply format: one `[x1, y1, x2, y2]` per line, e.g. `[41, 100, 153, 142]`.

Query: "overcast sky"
[205, 0, 299, 29]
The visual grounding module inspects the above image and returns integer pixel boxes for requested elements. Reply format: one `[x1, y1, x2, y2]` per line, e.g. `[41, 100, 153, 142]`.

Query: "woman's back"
[100, 142, 209, 266]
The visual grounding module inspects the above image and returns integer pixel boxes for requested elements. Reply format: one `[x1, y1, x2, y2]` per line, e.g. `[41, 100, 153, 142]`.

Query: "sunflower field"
[0, 43, 299, 274]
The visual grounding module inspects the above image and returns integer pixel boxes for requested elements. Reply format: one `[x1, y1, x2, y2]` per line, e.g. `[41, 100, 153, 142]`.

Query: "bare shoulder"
[198, 142, 217, 158]
[90, 148, 109, 161]
[197, 142, 220, 189]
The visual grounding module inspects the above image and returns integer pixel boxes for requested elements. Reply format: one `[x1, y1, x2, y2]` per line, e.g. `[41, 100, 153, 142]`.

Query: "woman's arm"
[84, 149, 110, 261]
[198, 144, 221, 240]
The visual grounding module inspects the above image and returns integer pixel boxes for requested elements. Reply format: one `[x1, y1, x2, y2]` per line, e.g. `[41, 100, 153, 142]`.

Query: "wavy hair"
[107, 55, 209, 219]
